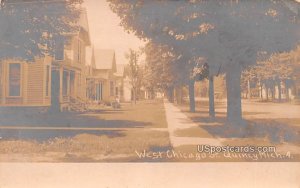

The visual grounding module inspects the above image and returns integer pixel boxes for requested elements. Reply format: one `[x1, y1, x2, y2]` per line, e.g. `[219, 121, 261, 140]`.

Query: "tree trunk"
[266, 87, 269, 101]
[278, 81, 282, 102]
[175, 86, 183, 105]
[226, 65, 242, 122]
[168, 86, 174, 103]
[133, 87, 137, 104]
[271, 82, 275, 101]
[285, 81, 290, 101]
[259, 80, 263, 100]
[179, 86, 183, 104]
[189, 80, 195, 112]
[209, 76, 215, 118]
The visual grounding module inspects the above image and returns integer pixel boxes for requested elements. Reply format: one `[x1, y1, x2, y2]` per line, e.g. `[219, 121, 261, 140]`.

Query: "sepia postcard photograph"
[0, 0, 300, 187]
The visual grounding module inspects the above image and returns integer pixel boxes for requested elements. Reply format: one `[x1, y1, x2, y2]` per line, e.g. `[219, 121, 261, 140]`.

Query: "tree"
[0, 0, 82, 61]
[194, 62, 217, 118]
[144, 41, 199, 111]
[108, 0, 300, 122]
[125, 49, 142, 104]
[144, 42, 176, 95]
[244, 47, 300, 102]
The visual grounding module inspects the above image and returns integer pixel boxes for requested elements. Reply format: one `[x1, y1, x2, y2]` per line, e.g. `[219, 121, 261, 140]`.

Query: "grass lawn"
[175, 100, 300, 145]
[82, 99, 168, 128]
[0, 99, 171, 162]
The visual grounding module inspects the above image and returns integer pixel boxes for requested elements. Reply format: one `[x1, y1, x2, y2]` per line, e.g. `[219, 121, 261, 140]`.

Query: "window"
[46, 65, 50, 96]
[9, 63, 21, 96]
[63, 71, 68, 96]
[55, 40, 64, 61]
[96, 82, 103, 101]
[77, 73, 81, 88]
[115, 87, 119, 96]
[110, 81, 114, 96]
[77, 39, 81, 64]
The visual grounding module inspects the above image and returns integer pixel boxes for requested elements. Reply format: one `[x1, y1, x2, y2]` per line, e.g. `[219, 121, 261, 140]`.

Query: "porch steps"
[69, 97, 88, 112]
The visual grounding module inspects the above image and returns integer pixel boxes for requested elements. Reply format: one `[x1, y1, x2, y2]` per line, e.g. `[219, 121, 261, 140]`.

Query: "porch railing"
[62, 95, 70, 103]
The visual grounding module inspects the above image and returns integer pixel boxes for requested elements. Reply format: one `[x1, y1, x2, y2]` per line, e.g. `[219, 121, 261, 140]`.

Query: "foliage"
[0, 0, 82, 61]
[243, 46, 300, 87]
[125, 48, 144, 102]
[108, 0, 300, 75]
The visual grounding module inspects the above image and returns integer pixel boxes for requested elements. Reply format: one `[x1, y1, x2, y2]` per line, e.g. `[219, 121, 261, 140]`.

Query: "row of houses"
[0, 9, 133, 112]
[86, 48, 132, 105]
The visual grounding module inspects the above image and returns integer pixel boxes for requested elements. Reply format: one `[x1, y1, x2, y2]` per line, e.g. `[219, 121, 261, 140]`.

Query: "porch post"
[2, 62, 6, 104]
[95, 81, 99, 101]
[74, 72, 78, 99]
[1, 63, 5, 104]
[59, 67, 63, 104]
[67, 71, 70, 98]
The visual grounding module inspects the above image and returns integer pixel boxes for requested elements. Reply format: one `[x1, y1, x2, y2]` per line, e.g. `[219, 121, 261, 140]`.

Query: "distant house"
[86, 49, 119, 104]
[0, 9, 91, 111]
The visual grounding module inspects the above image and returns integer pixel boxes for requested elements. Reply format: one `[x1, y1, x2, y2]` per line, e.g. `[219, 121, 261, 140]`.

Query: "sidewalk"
[163, 99, 224, 147]
[163, 99, 300, 156]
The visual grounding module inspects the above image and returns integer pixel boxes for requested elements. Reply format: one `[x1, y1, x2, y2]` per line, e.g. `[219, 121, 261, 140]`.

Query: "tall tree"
[125, 49, 141, 104]
[144, 42, 176, 94]
[108, 0, 300, 122]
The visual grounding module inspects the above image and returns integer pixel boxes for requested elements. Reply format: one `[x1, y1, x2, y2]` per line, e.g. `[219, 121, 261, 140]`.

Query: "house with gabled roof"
[50, 9, 91, 111]
[0, 9, 91, 112]
[86, 49, 120, 104]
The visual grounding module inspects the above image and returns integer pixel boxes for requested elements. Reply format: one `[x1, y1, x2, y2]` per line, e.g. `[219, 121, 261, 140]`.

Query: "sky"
[84, 0, 146, 64]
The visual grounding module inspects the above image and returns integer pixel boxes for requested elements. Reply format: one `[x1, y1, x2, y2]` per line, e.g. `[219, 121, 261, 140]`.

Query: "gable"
[94, 49, 116, 72]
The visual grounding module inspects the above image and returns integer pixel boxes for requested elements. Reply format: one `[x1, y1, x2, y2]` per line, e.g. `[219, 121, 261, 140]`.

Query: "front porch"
[86, 77, 105, 104]
[51, 65, 85, 112]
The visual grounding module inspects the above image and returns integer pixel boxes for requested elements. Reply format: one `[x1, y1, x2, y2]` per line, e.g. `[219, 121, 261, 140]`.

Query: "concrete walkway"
[163, 100, 300, 155]
[163, 100, 224, 147]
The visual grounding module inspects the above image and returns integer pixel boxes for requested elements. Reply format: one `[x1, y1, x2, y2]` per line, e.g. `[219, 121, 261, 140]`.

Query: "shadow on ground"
[0, 110, 152, 128]
[178, 102, 300, 145]
[200, 118, 300, 144]
[0, 109, 152, 142]
[0, 129, 126, 142]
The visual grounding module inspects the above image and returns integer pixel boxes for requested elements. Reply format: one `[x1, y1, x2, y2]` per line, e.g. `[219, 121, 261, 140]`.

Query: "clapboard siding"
[27, 62, 44, 104]
[6, 97, 23, 104]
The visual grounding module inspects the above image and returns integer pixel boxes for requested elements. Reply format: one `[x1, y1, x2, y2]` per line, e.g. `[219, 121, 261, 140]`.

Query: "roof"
[85, 46, 93, 66]
[94, 49, 116, 71]
[115, 64, 126, 77]
[78, 9, 91, 45]
[78, 9, 89, 34]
